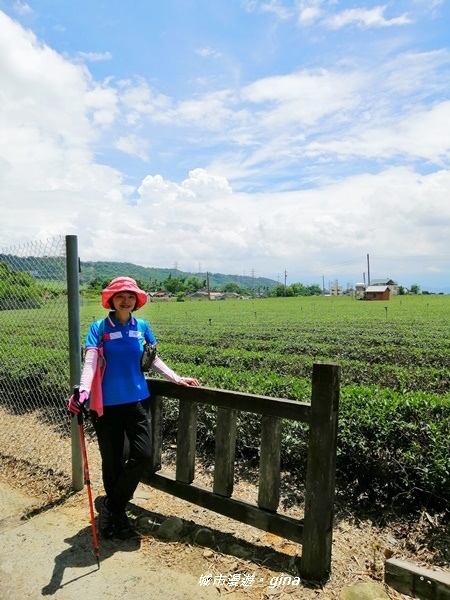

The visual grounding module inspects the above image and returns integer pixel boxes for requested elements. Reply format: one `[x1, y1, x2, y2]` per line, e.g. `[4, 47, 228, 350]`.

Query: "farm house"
[370, 278, 399, 295]
[365, 285, 390, 301]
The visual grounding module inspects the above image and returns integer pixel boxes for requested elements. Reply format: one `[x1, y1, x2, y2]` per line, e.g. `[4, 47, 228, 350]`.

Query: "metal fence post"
[66, 235, 83, 491]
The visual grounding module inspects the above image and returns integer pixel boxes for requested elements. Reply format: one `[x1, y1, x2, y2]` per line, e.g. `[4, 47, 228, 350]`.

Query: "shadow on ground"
[41, 525, 141, 596]
[125, 500, 305, 578]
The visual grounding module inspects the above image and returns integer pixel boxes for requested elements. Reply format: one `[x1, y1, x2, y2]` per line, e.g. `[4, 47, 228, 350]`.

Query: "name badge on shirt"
[129, 330, 143, 338]
[109, 331, 123, 340]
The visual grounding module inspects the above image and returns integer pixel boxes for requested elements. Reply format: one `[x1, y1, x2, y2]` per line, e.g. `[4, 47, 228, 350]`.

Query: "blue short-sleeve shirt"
[85, 313, 157, 407]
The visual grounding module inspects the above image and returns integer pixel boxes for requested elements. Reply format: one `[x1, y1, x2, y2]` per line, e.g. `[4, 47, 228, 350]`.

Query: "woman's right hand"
[68, 390, 89, 415]
[178, 377, 200, 387]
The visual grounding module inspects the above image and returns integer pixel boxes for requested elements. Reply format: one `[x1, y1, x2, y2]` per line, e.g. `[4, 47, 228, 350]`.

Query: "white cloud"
[85, 85, 119, 127]
[195, 47, 222, 58]
[181, 168, 232, 198]
[297, 0, 324, 25]
[0, 11, 132, 248]
[174, 91, 246, 130]
[98, 166, 447, 282]
[294, 2, 414, 30]
[76, 51, 113, 62]
[413, 0, 445, 11]
[120, 79, 172, 125]
[258, 0, 293, 20]
[326, 6, 411, 29]
[114, 135, 149, 161]
[13, 1, 32, 15]
[241, 69, 361, 128]
[302, 100, 450, 167]
[138, 173, 194, 207]
[0, 12, 117, 145]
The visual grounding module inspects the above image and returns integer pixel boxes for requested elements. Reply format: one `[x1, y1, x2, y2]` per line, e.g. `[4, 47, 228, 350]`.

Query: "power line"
[370, 254, 450, 262]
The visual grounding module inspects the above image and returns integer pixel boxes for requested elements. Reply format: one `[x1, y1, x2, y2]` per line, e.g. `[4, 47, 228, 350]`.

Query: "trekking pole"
[73, 385, 100, 569]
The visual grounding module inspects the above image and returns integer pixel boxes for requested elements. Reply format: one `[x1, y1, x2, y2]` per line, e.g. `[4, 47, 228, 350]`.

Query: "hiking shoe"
[94, 495, 105, 514]
[95, 495, 115, 539]
[114, 511, 136, 540]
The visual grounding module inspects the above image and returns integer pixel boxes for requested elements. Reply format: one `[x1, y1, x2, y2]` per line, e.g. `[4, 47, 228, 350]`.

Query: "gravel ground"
[1, 409, 449, 599]
[2, 472, 449, 600]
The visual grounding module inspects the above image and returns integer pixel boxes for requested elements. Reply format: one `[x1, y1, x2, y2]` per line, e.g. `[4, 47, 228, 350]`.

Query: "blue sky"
[1, 0, 450, 291]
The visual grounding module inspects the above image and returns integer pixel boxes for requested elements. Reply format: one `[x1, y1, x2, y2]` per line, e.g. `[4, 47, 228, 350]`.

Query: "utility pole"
[284, 269, 287, 296]
[207, 271, 211, 301]
[367, 254, 371, 286]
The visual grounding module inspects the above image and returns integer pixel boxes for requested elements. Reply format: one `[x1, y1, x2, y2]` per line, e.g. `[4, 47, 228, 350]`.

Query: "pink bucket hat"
[101, 276, 148, 311]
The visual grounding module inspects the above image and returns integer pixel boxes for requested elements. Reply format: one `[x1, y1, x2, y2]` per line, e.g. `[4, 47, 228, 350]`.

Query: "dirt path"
[2, 408, 449, 599]
[0, 481, 219, 600]
[3, 475, 448, 600]
[2, 436, 450, 600]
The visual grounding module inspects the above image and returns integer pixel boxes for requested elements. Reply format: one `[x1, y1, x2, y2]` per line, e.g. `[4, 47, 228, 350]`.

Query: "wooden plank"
[258, 415, 281, 511]
[213, 407, 237, 497]
[142, 470, 304, 544]
[149, 394, 163, 472]
[147, 379, 310, 422]
[385, 558, 450, 600]
[175, 400, 198, 484]
[301, 362, 340, 582]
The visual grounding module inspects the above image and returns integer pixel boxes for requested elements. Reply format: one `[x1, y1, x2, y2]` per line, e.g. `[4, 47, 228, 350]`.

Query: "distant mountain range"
[3, 253, 446, 293]
[80, 261, 279, 290]
[0, 253, 277, 289]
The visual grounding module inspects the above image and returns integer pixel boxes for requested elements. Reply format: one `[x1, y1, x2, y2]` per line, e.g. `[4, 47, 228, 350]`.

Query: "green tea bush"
[149, 294, 450, 511]
[337, 386, 450, 509]
[2, 294, 450, 512]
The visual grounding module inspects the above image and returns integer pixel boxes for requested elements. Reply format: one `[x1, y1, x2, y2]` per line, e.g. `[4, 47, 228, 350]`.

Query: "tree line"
[83, 275, 324, 298]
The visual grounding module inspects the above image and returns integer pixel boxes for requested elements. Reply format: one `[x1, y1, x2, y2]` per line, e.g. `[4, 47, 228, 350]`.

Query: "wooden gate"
[142, 361, 340, 582]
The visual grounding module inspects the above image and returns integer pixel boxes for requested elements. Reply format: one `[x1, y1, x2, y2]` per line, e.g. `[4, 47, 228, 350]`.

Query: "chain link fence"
[0, 236, 81, 501]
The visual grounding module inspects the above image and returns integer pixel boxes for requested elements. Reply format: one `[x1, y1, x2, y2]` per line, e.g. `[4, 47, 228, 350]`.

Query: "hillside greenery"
[0, 255, 358, 297]
[79, 261, 324, 298]
[79, 260, 279, 294]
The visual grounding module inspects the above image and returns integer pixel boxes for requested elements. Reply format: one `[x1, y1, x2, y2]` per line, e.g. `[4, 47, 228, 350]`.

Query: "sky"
[1, 0, 450, 291]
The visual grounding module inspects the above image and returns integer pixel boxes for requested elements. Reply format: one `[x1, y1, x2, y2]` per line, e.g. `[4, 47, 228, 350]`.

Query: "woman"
[68, 276, 200, 539]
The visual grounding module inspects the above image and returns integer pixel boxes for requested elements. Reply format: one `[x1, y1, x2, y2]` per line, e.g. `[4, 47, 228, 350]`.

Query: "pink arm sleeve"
[151, 355, 182, 384]
[79, 348, 98, 393]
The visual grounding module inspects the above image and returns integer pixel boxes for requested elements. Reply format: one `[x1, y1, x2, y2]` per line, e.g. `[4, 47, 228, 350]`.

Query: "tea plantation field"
[83, 293, 450, 511]
[1, 293, 449, 511]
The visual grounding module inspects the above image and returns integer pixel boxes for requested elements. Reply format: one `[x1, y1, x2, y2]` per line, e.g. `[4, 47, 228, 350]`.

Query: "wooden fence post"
[214, 407, 237, 497]
[301, 362, 340, 582]
[176, 400, 198, 484]
[258, 415, 282, 511]
[149, 394, 163, 472]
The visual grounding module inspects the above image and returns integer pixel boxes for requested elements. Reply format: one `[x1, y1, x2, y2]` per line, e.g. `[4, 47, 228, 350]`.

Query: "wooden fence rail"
[142, 361, 340, 582]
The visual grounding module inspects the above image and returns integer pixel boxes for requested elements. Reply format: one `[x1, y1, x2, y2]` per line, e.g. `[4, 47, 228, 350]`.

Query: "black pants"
[92, 398, 152, 514]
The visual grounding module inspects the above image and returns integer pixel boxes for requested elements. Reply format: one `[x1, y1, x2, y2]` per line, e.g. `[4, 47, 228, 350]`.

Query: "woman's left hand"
[178, 377, 200, 387]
